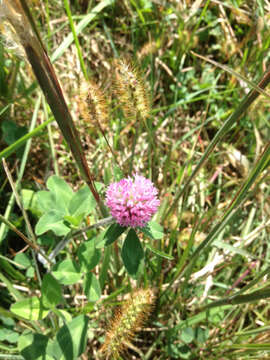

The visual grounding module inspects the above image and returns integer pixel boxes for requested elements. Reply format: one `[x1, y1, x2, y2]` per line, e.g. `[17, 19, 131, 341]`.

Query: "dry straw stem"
[113, 58, 151, 122]
[101, 288, 155, 359]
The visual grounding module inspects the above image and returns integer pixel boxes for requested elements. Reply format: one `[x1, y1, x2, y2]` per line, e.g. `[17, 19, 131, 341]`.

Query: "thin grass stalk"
[0, 117, 53, 161]
[200, 287, 270, 311]
[48, 216, 114, 263]
[164, 66, 270, 221]
[42, 96, 59, 176]
[0, 272, 24, 301]
[160, 143, 270, 300]
[63, 0, 88, 80]
[2, 158, 45, 284]
[229, 266, 270, 298]
[0, 94, 41, 243]
[1, 0, 104, 213]
[183, 143, 270, 279]
[2, 159, 37, 245]
[0, 214, 52, 266]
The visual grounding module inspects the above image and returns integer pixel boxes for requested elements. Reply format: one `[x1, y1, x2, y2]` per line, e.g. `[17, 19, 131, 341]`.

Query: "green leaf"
[140, 221, 164, 240]
[180, 327, 194, 344]
[104, 223, 126, 246]
[47, 176, 73, 213]
[18, 330, 51, 360]
[78, 239, 101, 272]
[14, 253, 31, 268]
[68, 185, 96, 218]
[26, 266, 35, 278]
[64, 214, 83, 227]
[1, 119, 27, 158]
[113, 165, 124, 181]
[51, 259, 81, 285]
[0, 328, 19, 343]
[121, 229, 144, 277]
[145, 243, 174, 260]
[46, 315, 89, 360]
[21, 189, 38, 212]
[36, 190, 56, 214]
[35, 210, 70, 236]
[10, 297, 49, 320]
[0, 316, 15, 328]
[41, 274, 62, 308]
[195, 327, 209, 344]
[83, 273, 101, 302]
[178, 345, 191, 359]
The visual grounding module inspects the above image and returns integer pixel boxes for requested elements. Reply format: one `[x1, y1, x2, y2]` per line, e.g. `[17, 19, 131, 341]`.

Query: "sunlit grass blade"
[51, 0, 114, 62]
[191, 51, 270, 99]
[161, 143, 270, 298]
[164, 67, 270, 221]
[182, 143, 270, 281]
[201, 287, 270, 310]
[0, 94, 41, 244]
[0, 117, 53, 161]
[62, 0, 88, 80]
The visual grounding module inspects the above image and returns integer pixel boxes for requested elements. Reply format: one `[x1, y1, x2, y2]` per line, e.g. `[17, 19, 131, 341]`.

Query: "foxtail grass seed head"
[105, 174, 160, 228]
[79, 80, 109, 127]
[114, 58, 151, 121]
[101, 288, 155, 359]
[138, 41, 158, 59]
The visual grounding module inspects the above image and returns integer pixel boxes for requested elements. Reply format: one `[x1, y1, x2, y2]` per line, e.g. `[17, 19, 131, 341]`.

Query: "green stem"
[63, 0, 88, 80]
[0, 94, 41, 244]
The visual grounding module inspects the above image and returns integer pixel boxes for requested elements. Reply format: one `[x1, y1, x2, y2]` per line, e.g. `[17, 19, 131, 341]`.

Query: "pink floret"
[105, 174, 160, 228]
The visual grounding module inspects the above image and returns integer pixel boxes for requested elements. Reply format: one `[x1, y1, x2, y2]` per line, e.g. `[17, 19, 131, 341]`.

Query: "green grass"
[0, 0, 270, 359]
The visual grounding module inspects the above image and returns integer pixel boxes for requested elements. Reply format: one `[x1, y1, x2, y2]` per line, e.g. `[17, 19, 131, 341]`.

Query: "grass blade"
[51, 0, 115, 62]
[164, 67, 270, 221]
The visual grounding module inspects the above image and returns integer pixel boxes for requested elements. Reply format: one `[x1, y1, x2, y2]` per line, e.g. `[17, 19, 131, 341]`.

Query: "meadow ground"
[0, 1, 270, 359]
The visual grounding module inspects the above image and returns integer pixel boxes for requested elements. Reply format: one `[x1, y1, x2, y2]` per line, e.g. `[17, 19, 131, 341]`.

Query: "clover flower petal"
[105, 174, 160, 228]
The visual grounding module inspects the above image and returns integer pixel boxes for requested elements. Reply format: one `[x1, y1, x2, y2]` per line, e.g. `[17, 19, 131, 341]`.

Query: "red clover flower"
[105, 174, 160, 228]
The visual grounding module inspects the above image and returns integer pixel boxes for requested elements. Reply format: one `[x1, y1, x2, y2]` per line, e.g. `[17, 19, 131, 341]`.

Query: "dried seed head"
[113, 58, 151, 121]
[79, 79, 109, 128]
[101, 288, 155, 359]
[138, 41, 158, 59]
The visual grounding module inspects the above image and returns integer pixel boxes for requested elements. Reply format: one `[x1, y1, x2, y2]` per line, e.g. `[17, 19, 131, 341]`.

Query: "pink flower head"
[105, 174, 160, 228]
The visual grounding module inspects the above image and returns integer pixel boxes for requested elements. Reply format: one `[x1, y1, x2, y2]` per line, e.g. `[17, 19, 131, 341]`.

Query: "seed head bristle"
[101, 288, 155, 359]
[138, 41, 158, 59]
[113, 58, 151, 121]
[79, 79, 109, 128]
